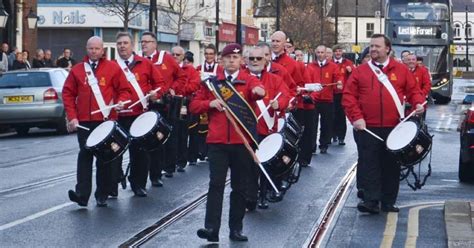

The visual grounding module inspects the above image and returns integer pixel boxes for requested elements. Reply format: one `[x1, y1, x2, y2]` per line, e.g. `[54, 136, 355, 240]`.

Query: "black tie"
[227, 75, 233, 82]
[147, 56, 152, 60]
[124, 60, 130, 67]
[91, 62, 97, 72]
[320, 62, 324, 67]
[377, 64, 384, 70]
[207, 65, 211, 71]
[336, 61, 340, 64]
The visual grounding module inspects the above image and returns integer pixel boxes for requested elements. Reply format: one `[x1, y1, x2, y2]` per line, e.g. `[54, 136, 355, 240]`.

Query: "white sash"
[84, 62, 111, 119]
[117, 59, 147, 110]
[154, 50, 166, 65]
[368, 61, 405, 119]
[256, 99, 274, 130]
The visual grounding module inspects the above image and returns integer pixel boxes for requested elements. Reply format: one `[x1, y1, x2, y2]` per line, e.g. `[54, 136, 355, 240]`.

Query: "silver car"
[0, 68, 69, 135]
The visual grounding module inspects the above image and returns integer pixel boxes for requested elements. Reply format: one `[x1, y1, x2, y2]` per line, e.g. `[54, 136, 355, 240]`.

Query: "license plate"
[4, 95, 34, 103]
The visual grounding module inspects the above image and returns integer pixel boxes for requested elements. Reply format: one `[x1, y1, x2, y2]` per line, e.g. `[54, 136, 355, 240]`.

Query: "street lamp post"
[466, 5, 469, 72]
[236, 0, 241, 45]
[149, 0, 157, 33]
[215, 0, 219, 51]
[0, 0, 9, 29]
[335, 0, 338, 44]
[320, 0, 324, 44]
[355, 0, 359, 46]
[276, 0, 280, 31]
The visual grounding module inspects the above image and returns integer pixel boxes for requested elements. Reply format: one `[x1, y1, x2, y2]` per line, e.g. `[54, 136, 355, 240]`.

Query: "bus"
[385, 0, 453, 104]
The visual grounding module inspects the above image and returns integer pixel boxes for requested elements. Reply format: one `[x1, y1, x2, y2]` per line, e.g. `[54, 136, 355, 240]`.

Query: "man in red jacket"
[343, 34, 425, 214]
[63, 36, 132, 207]
[192, 43, 265, 242]
[406, 54, 431, 99]
[171, 45, 201, 172]
[140, 31, 187, 183]
[111, 32, 166, 197]
[196, 44, 223, 78]
[332, 45, 355, 146]
[308, 45, 342, 154]
[245, 46, 290, 210]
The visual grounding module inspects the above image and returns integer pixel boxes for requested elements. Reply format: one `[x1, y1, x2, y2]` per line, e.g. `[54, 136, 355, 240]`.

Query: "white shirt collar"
[89, 59, 99, 66]
[205, 61, 215, 68]
[375, 58, 389, 68]
[266, 62, 272, 72]
[334, 57, 343, 63]
[224, 70, 239, 82]
[143, 50, 157, 58]
[117, 54, 134, 65]
[318, 59, 327, 66]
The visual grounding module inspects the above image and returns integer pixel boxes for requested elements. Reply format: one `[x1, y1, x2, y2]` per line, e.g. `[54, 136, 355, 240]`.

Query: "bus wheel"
[434, 96, 451, 105]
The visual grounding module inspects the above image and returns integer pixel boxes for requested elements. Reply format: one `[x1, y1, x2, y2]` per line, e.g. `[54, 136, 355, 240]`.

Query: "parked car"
[459, 104, 474, 182]
[0, 68, 69, 135]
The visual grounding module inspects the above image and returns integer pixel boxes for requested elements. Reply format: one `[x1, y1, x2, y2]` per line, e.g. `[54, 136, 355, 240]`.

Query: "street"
[0, 79, 473, 247]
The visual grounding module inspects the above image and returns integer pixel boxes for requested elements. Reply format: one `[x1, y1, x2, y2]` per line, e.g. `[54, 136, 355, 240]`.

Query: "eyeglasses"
[140, 40, 155, 44]
[172, 53, 183, 57]
[249, 57, 264, 61]
[204, 53, 215, 55]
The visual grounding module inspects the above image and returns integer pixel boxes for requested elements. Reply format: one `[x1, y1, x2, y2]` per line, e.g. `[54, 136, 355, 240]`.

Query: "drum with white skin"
[256, 133, 299, 178]
[85, 121, 130, 163]
[130, 111, 172, 151]
[386, 119, 432, 167]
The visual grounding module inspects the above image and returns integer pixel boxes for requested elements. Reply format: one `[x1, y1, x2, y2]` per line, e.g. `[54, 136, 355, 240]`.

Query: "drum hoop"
[86, 121, 117, 148]
[257, 133, 285, 163]
[386, 121, 420, 151]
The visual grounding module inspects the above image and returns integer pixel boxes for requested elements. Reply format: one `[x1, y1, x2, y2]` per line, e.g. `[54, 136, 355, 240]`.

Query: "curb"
[445, 200, 474, 248]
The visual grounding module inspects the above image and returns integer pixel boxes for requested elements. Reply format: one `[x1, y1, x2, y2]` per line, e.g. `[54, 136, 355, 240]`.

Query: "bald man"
[63, 36, 132, 208]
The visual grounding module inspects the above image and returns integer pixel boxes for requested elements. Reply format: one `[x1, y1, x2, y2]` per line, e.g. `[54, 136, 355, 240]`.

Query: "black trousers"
[314, 102, 334, 149]
[204, 144, 253, 233]
[148, 111, 177, 178]
[112, 115, 150, 189]
[188, 128, 208, 163]
[75, 121, 112, 201]
[353, 128, 400, 205]
[163, 118, 179, 173]
[176, 119, 189, 167]
[294, 109, 316, 164]
[333, 94, 347, 141]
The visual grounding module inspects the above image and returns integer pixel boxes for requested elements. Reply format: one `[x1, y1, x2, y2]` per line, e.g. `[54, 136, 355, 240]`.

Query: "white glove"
[305, 83, 323, 92]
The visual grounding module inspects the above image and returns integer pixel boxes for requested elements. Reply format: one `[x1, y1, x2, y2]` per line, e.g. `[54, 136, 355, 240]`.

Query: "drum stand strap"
[402, 144, 433, 191]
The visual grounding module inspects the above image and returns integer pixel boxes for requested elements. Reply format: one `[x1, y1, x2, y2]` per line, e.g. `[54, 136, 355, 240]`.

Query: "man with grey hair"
[63, 36, 132, 208]
[244, 45, 290, 210]
[32, 48, 46, 68]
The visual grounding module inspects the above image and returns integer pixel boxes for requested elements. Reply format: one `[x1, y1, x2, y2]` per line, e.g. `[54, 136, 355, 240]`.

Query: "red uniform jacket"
[196, 62, 223, 73]
[149, 50, 187, 93]
[307, 61, 342, 103]
[244, 69, 290, 136]
[273, 53, 306, 87]
[62, 57, 132, 122]
[411, 64, 431, 98]
[179, 64, 201, 97]
[189, 70, 264, 145]
[333, 58, 355, 94]
[114, 55, 166, 117]
[267, 62, 297, 97]
[342, 59, 424, 128]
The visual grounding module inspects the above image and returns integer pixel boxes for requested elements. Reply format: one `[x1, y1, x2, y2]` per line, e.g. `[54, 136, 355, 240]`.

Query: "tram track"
[305, 162, 358, 248]
[0, 148, 78, 169]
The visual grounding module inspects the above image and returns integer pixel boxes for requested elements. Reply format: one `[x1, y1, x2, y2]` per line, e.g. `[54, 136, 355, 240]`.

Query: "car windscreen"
[0, 72, 52, 88]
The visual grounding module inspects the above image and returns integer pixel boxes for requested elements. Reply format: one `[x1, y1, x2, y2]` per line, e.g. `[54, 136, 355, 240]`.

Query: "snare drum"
[85, 121, 130, 163]
[277, 113, 303, 146]
[256, 133, 299, 178]
[129, 111, 172, 151]
[386, 119, 432, 167]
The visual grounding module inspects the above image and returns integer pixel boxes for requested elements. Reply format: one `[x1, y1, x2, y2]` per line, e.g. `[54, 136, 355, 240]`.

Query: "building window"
[205, 26, 213, 36]
[260, 23, 268, 40]
[454, 23, 462, 40]
[341, 22, 352, 39]
[366, 23, 375, 38]
[466, 23, 472, 40]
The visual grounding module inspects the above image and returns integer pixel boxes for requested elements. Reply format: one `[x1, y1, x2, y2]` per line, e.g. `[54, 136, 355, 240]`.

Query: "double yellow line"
[380, 202, 443, 248]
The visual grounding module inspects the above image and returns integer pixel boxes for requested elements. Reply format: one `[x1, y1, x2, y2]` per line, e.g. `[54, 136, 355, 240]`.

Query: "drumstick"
[128, 87, 162, 109]
[257, 92, 282, 120]
[363, 128, 384, 142]
[398, 101, 428, 127]
[91, 100, 132, 115]
[205, 79, 280, 194]
[76, 124, 90, 131]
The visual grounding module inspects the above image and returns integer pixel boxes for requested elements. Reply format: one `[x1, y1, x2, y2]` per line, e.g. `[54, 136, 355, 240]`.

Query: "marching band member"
[245, 46, 290, 210]
[111, 32, 166, 197]
[332, 45, 355, 146]
[171, 46, 201, 172]
[192, 43, 265, 242]
[406, 54, 431, 101]
[63, 36, 131, 207]
[141, 32, 187, 184]
[343, 34, 424, 214]
[307, 45, 342, 154]
[196, 44, 223, 77]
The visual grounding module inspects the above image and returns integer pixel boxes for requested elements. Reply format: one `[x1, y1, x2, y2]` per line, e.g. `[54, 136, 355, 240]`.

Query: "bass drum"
[85, 121, 130, 163]
[386, 118, 432, 168]
[256, 133, 299, 178]
[129, 111, 172, 151]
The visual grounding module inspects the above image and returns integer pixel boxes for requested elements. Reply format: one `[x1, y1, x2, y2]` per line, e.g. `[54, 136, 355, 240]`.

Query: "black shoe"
[96, 195, 108, 207]
[164, 172, 173, 178]
[177, 166, 185, 172]
[197, 228, 219, 242]
[109, 187, 118, 198]
[280, 181, 290, 190]
[258, 200, 269, 209]
[229, 230, 248, 242]
[381, 204, 400, 212]
[68, 190, 88, 207]
[189, 161, 197, 166]
[338, 140, 346, 146]
[357, 200, 379, 214]
[332, 137, 338, 143]
[151, 178, 163, 187]
[320, 147, 328, 154]
[300, 161, 309, 168]
[246, 201, 257, 212]
[131, 185, 147, 197]
[120, 177, 127, 189]
[357, 189, 364, 199]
